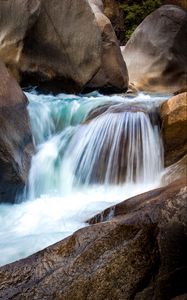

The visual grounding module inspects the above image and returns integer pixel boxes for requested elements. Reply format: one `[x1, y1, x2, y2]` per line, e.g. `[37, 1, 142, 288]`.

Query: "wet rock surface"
[0, 178, 186, 299]
[85, 102, 147, 122]
[160, 92, 187, 166]
[82, 103, 151, 184]
[161, 154, 187, 185]
[0, 62, 34, 203]
[0, 2, 186, 299]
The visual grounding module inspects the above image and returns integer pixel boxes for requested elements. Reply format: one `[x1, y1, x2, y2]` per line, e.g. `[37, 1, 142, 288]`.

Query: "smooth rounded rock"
[86, 103, 146, 122]
[83, 0, 129, 93]
[0, 62, 34, 203]
[160, 92, 187, 166]
[0, 0, 128, 94]
[0, 0, 41, 79]
[122, 5, 187, 93]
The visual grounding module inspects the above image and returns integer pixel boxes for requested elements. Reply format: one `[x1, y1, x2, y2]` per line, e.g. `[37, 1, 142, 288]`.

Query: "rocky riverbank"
[0, 1, 186, 299]
[0, 178, 186, 299]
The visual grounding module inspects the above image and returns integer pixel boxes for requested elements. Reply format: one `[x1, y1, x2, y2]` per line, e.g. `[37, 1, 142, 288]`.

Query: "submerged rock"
[85, 102, 146, 122]
[76, 103, 162, 185]
[160, 92, 187, 166]
[122, 5, 187, 93]
[0, 62, 34, 203]
[0, 178, 186, 299]
[0, 0, 128, 94]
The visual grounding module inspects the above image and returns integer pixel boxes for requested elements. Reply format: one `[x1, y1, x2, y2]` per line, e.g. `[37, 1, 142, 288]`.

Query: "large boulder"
[102, 1, 187, 45]
[20, 0, 102, 93]
[0, 0, 41, 79]
[0, 62, 34, 203]
[0, 178, 186, 299]
[160, 92, 187, 166]
[86, 0, 129, 93]
[122, 5, 187, 93]
[0, 0, 128, 94]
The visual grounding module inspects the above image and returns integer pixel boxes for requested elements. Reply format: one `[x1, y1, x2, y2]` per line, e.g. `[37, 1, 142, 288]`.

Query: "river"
[0, 91, 168, 266]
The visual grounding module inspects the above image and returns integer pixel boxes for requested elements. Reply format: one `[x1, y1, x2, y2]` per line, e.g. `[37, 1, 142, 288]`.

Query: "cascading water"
[0, 91, 167, 266]
[60, 106, 162, 186]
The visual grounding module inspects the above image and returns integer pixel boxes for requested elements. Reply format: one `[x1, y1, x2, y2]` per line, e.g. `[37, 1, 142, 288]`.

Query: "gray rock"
[0, 62, 34, 203]
[122, 5, 187, 93]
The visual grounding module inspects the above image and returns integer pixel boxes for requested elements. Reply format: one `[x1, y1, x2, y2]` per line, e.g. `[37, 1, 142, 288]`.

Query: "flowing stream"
[0, 91, 168, 266]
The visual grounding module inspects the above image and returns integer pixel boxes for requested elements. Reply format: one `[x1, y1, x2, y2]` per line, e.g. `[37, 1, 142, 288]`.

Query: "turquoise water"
[0, 91, 168, 266]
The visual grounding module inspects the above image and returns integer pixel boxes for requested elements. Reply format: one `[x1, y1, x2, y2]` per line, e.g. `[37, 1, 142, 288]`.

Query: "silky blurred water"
[0, 91, 168, 266]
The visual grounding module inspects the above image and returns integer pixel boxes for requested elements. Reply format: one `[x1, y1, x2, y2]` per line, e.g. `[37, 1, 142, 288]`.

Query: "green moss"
[120, 0, 163, 43]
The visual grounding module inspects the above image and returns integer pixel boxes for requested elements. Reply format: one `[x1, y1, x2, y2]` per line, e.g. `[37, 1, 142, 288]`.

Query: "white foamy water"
[0, 91, 168, 266]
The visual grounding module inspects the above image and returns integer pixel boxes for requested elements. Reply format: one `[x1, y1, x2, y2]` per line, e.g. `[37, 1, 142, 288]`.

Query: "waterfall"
[28, 96, 163, 199]
[62, 108, 163, 185]
[0, 91, 167, 266]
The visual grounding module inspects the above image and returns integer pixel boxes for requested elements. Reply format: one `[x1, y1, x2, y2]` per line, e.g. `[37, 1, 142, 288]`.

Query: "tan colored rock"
[0, 179, 186, 299]
[0, 62, 34, 203]
[160, 92, 187, 166]
[122, 5, 187, 93]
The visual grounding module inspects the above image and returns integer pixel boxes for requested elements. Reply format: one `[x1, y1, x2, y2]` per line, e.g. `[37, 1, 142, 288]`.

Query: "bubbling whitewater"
[0, 91, 167, 266]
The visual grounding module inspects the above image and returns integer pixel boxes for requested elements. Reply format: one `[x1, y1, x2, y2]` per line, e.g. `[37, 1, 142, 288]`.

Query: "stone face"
[122, 5, 187, 93]
[0, 62, 34, 203]
[162, 154, 187, 185]
[0, 0, 41, 79]
[0, 179, 186, 299]
[0, 0, 128, 94]
[86, 1, 129, 93]
[20, 0, 102, 93]
[84, 0, 128, 93]
[160, 92, 187, 166]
